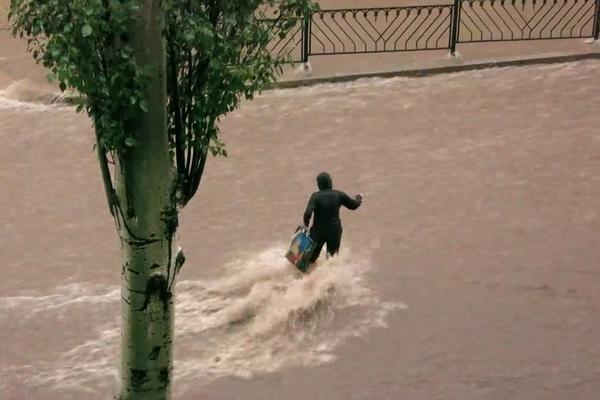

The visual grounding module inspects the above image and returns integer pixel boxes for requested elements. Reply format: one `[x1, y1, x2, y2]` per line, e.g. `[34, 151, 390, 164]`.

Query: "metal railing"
[268, 0, 600, 63]
[309, 6, 454, 55]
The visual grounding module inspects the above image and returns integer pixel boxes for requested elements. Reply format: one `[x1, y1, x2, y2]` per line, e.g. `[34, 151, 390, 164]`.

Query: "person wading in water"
[303, 172, 363, 264]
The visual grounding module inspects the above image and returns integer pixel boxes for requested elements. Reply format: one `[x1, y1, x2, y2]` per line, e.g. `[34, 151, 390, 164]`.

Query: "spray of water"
[1, 243, 405, 396]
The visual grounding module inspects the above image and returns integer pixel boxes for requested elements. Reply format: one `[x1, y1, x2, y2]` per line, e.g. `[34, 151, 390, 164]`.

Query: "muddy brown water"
[2, 1, 600, 400]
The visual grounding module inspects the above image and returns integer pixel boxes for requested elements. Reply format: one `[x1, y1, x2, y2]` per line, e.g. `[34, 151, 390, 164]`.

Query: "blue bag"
[285, 226, 316, 273]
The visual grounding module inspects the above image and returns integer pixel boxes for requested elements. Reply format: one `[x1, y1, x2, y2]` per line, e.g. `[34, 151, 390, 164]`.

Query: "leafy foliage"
[9, 0, 317, 205]
[163, 0, 318, 204]
[10, 0, 146, 152]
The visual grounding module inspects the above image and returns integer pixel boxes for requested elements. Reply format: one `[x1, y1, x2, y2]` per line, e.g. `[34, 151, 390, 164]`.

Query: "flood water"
[1, 57, 600, 399]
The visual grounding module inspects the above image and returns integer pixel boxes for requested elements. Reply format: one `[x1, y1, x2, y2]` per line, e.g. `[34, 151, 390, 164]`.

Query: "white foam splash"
[294, 61, 313, 75]
[0, 90, 60, 111]
[1, 243, 405, 396]
[0, 283, 119, 314]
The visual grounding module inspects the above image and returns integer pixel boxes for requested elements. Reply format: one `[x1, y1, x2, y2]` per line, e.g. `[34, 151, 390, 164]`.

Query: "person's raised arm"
[340, 191, 362, 210]
[303, 193, 316, 227]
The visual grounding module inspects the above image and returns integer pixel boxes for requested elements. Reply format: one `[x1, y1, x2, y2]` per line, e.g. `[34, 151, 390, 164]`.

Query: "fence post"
[301, 13, 311, 63]
[449, 0, 462, 55]
[593, 0, 600, 40]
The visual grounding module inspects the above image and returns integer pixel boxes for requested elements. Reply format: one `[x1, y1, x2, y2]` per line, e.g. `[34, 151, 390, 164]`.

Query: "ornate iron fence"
[268, 0, 600, 63]
[263, 18, 305, 62]
[309, 6, 454, 55]
[457, 0, 599, 43]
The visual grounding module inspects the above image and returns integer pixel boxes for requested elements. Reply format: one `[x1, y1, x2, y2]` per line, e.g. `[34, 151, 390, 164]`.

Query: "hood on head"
[316, 172, 332, 190]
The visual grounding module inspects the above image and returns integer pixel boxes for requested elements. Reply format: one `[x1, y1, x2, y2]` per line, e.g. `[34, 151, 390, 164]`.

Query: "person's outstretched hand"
[356, 193, 364, 202]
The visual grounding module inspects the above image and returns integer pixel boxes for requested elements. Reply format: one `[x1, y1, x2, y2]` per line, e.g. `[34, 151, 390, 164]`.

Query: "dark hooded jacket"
[303, 172, 361, 228]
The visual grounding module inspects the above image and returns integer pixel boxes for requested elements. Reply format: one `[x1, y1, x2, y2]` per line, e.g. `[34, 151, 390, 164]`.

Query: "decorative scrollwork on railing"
[309, 6, 454, 55]
[458, 0, 597, 42]
[264, 18, 304, 63]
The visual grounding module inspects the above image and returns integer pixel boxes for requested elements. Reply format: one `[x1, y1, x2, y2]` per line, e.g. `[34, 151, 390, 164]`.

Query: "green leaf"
[139, 100, 148, 112]
[124, 137, 138, 148]
[224, 15, 236, 26]
[183, 30, 195, 42]
[81, 25, 92, 37]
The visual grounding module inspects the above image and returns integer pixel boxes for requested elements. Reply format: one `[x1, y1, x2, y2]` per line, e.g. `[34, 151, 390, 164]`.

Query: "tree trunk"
[115, 1, 176, 399]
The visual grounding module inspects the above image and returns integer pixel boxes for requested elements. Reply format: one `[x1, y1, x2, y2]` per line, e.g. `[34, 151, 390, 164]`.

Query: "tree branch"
[183, 144, 209, 207]
[167, 38, 186, 177]
[183, 48, 194, 175]
[94, 126, 118, 216]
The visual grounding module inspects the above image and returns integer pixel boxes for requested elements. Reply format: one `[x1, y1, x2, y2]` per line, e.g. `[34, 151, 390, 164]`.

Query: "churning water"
[1, 243, 405, 397]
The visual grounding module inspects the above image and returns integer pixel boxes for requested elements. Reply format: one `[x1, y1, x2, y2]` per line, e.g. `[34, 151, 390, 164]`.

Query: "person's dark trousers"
[309, 224, 343, 263]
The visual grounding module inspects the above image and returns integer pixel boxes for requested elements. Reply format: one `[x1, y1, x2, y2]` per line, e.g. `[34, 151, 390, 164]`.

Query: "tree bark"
[115, 1, 176, 399]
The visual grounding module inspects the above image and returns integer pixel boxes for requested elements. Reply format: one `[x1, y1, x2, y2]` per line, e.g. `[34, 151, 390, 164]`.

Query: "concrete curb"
[270, 51, 600, 90]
